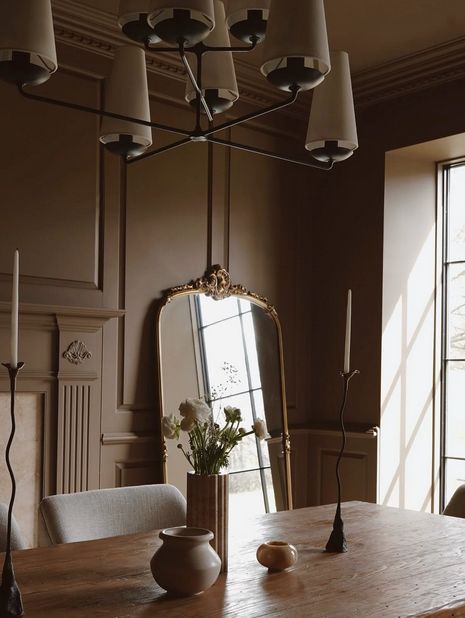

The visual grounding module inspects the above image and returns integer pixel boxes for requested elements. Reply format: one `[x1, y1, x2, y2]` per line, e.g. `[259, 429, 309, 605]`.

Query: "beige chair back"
[39, 484, 186, 546]
[443, 484, 465, 518]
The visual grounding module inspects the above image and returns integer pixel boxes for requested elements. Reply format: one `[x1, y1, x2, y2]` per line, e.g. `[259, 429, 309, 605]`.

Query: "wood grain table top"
[9, 501, 465, 617]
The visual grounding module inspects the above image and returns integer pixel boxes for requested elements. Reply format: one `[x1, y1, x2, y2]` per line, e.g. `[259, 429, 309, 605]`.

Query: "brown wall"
[0, 40, 311, 497]
[306, 76, 465, 428]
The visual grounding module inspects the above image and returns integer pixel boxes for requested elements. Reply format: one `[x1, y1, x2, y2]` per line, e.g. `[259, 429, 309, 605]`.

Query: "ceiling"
[74, 0, 465, 74]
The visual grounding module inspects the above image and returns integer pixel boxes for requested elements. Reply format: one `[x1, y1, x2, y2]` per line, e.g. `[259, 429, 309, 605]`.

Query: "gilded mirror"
[156, 266, 293, 514]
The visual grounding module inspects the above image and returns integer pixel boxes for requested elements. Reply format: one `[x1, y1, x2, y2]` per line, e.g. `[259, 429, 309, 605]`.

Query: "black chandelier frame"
[18, 37, 334, 170]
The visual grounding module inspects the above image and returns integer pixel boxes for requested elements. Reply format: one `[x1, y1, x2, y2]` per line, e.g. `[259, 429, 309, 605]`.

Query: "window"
[440, 162, 465, 508]
[195, 295, 276, 517]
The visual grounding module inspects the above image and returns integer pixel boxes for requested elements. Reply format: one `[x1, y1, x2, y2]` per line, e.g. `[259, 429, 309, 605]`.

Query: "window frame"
[438, 157, 465, 511]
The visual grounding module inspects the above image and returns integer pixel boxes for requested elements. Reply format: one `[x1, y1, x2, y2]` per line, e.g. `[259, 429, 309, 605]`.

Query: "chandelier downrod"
[178, 40, 213, 122]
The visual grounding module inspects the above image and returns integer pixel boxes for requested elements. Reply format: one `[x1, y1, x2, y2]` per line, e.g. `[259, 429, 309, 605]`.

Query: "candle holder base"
[325, 506, 347, 553]
[0, 555, 23, 618]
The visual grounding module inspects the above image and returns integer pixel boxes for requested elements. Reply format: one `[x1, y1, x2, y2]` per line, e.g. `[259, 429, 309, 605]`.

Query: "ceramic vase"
[186, 472, 229, 572]
[256, 541, 298, 571]
[150, 527, 221, 596]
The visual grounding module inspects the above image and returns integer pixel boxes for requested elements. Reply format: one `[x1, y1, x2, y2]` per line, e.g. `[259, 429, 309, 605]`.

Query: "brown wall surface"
[306, 76, 465, 428]
[0, 40, 312, 498]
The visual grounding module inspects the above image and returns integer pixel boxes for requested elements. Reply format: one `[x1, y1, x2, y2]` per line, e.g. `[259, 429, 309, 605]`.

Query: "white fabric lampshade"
[0, 0, 57, 85]
[118, 0, 161, 44]
[100, 46, 152, 157]
[305, 51, 358, 162]
[225, 0, 270, 43]
[261, 0, 330, 92]
[185, 0, 238, 114]
[148, 0, 215, 45]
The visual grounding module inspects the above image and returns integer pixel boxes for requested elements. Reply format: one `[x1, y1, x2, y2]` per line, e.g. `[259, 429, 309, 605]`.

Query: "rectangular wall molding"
[101, 432, 157, 446]
[114, 460, 159, 488]
[291, 425, 379, 507]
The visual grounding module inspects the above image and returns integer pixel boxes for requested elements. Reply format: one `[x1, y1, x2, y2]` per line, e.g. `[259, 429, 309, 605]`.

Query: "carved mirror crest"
[156, 265, 293, 514]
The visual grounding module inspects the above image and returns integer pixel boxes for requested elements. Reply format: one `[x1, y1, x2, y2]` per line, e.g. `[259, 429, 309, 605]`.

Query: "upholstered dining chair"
[0, 502, 27, 551]
[38, 483, 186, 546]
[443, 484, 465, 518]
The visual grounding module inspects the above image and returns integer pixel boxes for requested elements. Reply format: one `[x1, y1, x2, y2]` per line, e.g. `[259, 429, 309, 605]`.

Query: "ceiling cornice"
[353, 36, 465, 108]
[51, 0, 465, 115]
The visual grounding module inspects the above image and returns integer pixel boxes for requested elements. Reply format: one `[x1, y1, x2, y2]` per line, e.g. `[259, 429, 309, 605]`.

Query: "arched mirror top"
[159, 265, 279, 316]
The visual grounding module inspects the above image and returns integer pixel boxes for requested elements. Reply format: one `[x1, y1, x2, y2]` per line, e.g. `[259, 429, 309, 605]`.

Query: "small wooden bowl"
[256, 541, 298, 571]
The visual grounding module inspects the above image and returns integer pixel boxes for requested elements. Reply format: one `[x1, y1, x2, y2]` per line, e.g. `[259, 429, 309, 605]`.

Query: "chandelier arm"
[144, 40, 257, 55]
[17, 84, 192, 139]
[200, 39, 258, 53]
[179, 43, 213, 122]
[207, 136, 334, 170]
[203, 87, 300, 137]
[126, 137, 191, 164]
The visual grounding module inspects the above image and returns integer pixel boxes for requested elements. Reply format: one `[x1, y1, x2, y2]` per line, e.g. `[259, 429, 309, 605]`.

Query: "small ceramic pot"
[256, 540, 298, 571]
[151, 527, 221, 596]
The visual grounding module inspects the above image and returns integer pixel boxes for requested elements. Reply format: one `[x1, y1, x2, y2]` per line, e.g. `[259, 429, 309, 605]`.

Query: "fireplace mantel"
[0, 303, 124, 546]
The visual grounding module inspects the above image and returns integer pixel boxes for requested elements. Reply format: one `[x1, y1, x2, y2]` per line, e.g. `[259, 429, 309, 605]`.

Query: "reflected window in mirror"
[195, 295, 277, 516]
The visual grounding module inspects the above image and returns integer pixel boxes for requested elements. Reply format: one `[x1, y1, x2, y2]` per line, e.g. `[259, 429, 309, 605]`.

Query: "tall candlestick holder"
[0, 363, 24, 618]
[325, 368, 359, 554]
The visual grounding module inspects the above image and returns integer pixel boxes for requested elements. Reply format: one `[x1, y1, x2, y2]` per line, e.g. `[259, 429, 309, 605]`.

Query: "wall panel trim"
[101, 432, 157, 446]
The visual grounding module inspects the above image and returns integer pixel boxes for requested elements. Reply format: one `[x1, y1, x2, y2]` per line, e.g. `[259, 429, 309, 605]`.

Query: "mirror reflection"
[158, 289, 291, 518]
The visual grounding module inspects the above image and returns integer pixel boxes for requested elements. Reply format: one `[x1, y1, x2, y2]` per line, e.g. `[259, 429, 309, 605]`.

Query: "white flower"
[224, 406, 242, 423]
[253, 418, 268, 441]
[179, 398, 211, 424]
[180, 416, 195, 432]
[162, 415, 179, 440]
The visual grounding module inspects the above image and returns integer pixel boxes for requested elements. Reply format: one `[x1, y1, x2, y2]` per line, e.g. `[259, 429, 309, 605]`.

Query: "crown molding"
[353, 36, 465, 107]
[51, 0, 465, 114]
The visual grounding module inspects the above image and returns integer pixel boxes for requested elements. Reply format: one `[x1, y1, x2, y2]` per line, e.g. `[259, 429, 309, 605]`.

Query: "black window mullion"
[444, 259, 465, 266]
[210, 386, 262, 404]
[229, 465, 271, 475]
[198, 309, 252, 331]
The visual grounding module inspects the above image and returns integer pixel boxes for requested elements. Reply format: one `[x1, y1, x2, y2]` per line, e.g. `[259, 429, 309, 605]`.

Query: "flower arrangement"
[162, 398, 268, 475]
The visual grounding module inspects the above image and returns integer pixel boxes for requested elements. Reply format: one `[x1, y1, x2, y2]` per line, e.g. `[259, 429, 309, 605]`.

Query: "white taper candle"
[344, 289, 351, 374]
[10, 249, 19, 369]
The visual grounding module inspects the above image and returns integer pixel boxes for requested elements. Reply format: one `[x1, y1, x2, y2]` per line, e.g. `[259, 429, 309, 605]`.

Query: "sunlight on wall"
[380, 153, 436, 512]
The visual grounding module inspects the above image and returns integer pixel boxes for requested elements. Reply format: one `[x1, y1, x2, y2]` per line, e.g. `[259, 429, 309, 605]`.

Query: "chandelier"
[0, 0, 358, 170]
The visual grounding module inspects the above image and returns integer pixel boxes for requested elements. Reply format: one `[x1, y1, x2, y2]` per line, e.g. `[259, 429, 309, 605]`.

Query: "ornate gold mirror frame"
[156, 265, 293, 510]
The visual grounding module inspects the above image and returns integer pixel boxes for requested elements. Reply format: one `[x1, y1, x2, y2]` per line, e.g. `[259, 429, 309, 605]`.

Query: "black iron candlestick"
[0, 363, 24, 618]
[325, 368, 359, 554]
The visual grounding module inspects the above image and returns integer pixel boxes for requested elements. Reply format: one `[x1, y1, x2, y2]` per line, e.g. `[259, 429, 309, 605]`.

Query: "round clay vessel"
[150, 527, 221, 596]
[256, 540, 298, 571]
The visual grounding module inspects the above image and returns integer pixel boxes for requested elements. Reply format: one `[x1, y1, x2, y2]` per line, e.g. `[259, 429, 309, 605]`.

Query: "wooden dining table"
[8, 501, 465, 617]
